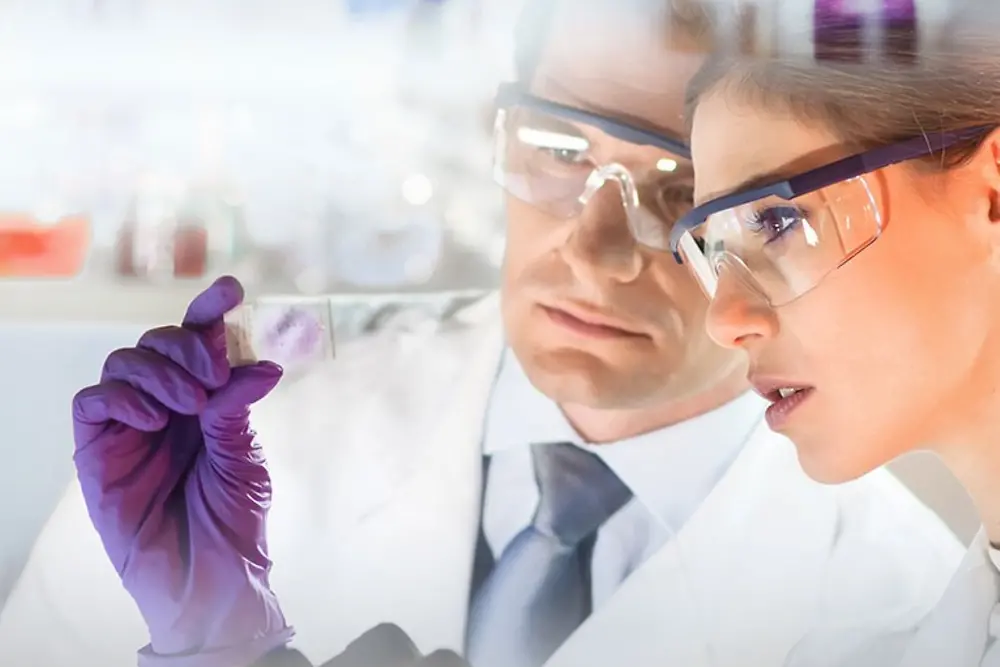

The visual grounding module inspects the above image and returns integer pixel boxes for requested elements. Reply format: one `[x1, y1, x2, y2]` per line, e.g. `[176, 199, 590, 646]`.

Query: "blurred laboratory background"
[0, 0, 519, 608]
[0, 0, 980, 610]
[0, 0, 513, 301]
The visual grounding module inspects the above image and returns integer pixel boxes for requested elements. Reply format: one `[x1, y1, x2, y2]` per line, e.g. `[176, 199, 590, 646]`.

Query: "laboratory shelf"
[0, 275, 489, 327]
[0, 277, 219, 326]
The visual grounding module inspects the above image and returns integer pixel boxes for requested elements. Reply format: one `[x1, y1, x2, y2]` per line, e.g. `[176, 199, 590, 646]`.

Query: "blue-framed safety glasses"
[669, 126, 995, 306]
[493, 81, 694, 251]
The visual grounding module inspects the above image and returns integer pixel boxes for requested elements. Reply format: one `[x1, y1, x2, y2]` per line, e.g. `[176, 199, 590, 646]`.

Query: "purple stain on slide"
[258, 307, 325, 364]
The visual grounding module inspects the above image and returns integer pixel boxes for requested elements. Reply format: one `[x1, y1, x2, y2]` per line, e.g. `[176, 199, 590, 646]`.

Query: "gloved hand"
[72, 276, 293, 667]
[255, 625, 470, 667]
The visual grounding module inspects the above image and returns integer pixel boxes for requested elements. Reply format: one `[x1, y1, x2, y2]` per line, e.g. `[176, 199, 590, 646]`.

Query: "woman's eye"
[745, 205, 807, 243]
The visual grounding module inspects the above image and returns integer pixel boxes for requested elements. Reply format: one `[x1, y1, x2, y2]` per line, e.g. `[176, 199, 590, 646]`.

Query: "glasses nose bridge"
[577, 163, 640, 211]
[714, 251, 777, 308]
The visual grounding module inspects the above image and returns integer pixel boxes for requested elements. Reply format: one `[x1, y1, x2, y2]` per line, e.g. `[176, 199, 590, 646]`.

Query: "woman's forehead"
[690, 90, 844, 204]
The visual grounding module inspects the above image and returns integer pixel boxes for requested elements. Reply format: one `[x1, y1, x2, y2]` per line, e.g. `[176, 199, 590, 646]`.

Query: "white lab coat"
[788, 529, 1000, 667]
[0, 293, 965, 667]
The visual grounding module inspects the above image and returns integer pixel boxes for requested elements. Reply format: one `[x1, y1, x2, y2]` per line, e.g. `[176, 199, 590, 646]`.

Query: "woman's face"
[690, 87, 1000, 483]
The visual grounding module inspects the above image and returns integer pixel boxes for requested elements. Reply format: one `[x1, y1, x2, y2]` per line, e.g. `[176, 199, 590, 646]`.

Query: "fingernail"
[212, 275, 244, 302]
[255, 361, 284, 377]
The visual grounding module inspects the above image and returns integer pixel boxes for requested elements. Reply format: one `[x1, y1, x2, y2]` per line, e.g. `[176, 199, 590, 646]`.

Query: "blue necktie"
[466, 442, 633, 667]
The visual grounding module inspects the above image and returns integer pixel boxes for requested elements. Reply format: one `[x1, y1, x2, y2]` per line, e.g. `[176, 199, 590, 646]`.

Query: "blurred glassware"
[114, 173, 193, 280]
[0, 212, 91, 278]
[114, 174, 251, 282]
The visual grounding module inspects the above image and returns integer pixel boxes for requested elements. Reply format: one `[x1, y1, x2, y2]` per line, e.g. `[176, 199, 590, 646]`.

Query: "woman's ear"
[983, 129, 1000, 222]
[963, 128, 1000, 270]
[956, 128, 1000, 226]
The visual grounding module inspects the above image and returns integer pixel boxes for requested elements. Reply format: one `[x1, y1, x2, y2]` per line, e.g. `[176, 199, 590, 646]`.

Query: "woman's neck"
[935, 374, 1000, 545]
[942, 448, 1000, 545]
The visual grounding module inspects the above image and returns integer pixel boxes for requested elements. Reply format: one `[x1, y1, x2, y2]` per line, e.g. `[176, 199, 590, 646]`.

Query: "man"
[0, 1, 963, 666]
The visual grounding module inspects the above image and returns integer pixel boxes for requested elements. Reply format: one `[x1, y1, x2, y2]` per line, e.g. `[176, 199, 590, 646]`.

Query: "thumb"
[200, 361, 283, 450]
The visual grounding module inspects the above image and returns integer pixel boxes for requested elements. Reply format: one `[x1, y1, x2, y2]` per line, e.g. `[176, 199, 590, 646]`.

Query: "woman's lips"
[751, 382, 816, 431]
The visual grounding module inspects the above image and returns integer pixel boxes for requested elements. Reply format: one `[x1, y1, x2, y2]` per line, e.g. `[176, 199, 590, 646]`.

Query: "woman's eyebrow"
[694, 168, 795, 207]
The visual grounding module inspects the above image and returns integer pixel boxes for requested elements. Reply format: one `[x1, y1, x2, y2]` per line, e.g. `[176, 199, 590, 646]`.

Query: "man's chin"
[516, 347, 667, 410]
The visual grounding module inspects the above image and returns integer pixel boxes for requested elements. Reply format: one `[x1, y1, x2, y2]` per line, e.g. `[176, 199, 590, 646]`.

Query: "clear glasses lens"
[676, 176, 882, 306]
[493, 105, 693, 251]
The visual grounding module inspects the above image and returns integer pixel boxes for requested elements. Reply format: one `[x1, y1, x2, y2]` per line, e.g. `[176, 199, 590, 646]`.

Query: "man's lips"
[540, 303, 647, 339]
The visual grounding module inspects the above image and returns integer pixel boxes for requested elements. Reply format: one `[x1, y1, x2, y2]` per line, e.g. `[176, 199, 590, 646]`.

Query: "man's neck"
[559, 369, 751, 445]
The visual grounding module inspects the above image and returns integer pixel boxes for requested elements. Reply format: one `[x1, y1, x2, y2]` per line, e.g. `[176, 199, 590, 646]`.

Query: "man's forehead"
[529, 3, 707, 138]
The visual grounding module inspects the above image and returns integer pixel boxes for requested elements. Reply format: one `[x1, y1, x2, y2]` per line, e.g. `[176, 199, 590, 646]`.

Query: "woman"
[670, 9, 1000, 667]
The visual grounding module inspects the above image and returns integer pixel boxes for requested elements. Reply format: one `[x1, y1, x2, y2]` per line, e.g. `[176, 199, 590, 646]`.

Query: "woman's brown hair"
[684, 6, 1000, 171]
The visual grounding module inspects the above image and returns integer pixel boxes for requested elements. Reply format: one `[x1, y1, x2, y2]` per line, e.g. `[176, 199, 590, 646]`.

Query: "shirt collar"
[482, 348, 767, 530]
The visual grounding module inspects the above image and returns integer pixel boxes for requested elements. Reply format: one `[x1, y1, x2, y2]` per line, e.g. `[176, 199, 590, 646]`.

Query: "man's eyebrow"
[537, 77, 689, 150]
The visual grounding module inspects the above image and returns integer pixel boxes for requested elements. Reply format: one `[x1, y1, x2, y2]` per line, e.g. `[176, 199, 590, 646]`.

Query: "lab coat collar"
[482, 349, 767, 532]
[892, 528, 999, 666]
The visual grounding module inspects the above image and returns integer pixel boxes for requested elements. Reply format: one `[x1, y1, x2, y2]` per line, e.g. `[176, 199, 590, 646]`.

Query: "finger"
[72, 381, 169, 445]
[200, 362, 283, 443]
[137, 325, 230, 390]
[415, 650, 470, 667]
[198, 362, 282, 483]
[101, 348, 207, 416]
[182, 275, 245, 330]
[330, 623, 418, 667]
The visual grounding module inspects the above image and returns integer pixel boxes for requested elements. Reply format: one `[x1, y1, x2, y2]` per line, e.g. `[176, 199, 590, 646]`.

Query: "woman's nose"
[705, 267, 778, 350]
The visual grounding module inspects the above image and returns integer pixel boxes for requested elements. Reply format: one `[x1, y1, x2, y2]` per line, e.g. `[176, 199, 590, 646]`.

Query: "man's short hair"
[511, 0, 727, 84]
[512, 0, 559, 82]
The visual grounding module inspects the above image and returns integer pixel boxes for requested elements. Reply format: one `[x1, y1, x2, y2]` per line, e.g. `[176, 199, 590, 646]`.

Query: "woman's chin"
[793, 437, 882, 485]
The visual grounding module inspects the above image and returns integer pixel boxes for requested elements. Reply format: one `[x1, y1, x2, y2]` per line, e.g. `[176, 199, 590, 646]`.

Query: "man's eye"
[745, 205, 807, 243]
[654, 184, 695, 222]
[538, 147, 588, 164]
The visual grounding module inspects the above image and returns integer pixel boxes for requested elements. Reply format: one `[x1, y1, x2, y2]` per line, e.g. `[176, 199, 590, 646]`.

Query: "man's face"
[500, 5, 745, 410]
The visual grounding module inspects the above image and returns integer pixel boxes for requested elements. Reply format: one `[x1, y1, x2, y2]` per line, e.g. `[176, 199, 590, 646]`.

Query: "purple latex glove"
[72, 276, 294, 667]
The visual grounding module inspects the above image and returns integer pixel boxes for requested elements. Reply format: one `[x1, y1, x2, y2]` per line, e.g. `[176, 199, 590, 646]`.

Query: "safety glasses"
[492, 82, 693, 252]
[669, 126, 995, 306]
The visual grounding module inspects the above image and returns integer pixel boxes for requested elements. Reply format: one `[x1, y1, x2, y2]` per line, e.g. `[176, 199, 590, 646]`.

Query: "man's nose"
[558, 183, 645, 286]
[705, 265, 778, 350]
